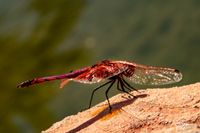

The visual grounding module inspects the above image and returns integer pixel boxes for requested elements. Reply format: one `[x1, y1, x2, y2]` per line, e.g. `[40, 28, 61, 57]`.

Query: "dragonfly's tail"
[17, 79, 36, 88]
[17, 75, 71, 88]
[17, 67, 90, 88]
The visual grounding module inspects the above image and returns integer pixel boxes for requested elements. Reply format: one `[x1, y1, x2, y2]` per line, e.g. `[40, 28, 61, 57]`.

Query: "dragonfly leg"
[105, 80, 116, 112]
[119, 78, 135, 98]
[88, 80, 112, 109]
[117, 80, 130, 95]
[121, 81, 132, 92]
[121, 78, 139, 92]
[116, 80, 123, 91]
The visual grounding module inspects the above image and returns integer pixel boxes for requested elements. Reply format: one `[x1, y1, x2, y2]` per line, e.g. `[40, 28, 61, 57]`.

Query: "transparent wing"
[126, 65, 182, 85]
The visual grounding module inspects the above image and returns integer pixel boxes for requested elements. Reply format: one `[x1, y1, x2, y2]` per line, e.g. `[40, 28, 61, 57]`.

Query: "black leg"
[117, 80, 123, 91]
[119, 79, 135, 97]
[117, 80, 129, 93]
[105, 80, 116, 112]
[88, 80, 112, 109]
[121, 81, 133, 92]
[122, 78, 139, 92]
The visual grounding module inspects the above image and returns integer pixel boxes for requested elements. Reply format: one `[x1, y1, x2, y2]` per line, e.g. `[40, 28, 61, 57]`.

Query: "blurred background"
[0, 0, 200, 132]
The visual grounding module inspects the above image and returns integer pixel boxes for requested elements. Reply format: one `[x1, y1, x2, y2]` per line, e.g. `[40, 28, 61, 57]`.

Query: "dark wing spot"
[174, 69, 180, 73]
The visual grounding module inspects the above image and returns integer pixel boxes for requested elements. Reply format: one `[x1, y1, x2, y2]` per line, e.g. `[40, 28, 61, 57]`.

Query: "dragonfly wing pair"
[124, 64, 182, 85]
[61, 60, 182, 88]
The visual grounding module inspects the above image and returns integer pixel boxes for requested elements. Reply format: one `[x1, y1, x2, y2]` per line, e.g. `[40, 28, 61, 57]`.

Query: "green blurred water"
[0, 0, 200, 132]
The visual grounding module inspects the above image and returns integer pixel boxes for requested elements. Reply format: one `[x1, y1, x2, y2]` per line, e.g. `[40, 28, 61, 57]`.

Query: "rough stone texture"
[43, 82, 200, 133]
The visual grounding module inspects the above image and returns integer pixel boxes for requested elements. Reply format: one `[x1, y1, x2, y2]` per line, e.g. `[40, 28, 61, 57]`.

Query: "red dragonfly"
[17, 60, 182, 111]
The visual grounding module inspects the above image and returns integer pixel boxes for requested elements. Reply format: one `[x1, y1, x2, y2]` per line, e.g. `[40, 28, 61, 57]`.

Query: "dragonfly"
[17, 60, 182, 112]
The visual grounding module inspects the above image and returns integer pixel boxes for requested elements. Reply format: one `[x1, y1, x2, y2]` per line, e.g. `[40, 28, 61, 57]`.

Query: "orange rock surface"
[43, 83, 200, 133]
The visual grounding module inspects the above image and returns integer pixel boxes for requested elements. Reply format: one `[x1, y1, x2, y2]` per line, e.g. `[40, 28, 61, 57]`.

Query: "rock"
[43, 82, 200, 133]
